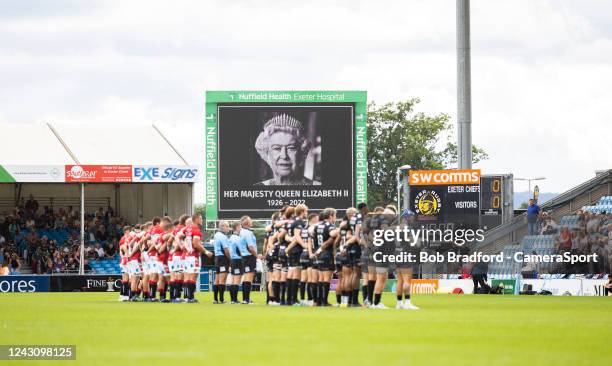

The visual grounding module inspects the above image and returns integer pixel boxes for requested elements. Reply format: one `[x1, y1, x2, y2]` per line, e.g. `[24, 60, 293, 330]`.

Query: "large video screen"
[216, 103, 355, 218]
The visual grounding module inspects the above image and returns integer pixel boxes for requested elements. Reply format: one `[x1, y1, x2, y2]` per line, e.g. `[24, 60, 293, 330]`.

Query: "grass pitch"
[1, 292, 611, 366]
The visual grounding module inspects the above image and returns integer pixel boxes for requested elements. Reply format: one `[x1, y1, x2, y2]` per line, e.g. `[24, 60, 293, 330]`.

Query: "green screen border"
[205, 90, 367, 221]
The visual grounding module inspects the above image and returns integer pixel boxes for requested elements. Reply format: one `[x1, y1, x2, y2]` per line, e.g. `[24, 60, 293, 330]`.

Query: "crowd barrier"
[0, 275, 608, 296]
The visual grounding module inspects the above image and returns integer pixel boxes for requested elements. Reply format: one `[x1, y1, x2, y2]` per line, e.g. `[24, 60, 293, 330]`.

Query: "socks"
[243, 281, 251, 302]
[336, 292, 342, 304]
[367, 280, 376, 303]
[352, 289, 360, 305]
[213, 284, 219, 302]
[299, 281, 306, 301]
[149, 281, 157, 299]
[321, 282, 330, 305]
[306, 283, 313, 301]
[311, 282, 320, 304]
[280, 282, 286, 303]
[286, 280, 294, 305]
[361, 284, 367, 302]
[159, 287, 166, 300]
[374, 293, 382, 305]
[272, 281, 280, 303]
[219, 284, 226, 302]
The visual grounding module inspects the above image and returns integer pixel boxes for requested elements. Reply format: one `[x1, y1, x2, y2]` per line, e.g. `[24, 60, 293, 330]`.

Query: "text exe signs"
[134, 167, 197, 181]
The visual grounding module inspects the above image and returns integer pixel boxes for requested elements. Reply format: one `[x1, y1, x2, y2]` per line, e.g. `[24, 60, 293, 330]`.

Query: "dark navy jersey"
[349, 213, 362, 234]
[300, 222, 310, 245]
[339, 220, 350, 246]
[291, 218, 306, 244]
[314, 221, 335, 253]
[283, 219, 295, 244]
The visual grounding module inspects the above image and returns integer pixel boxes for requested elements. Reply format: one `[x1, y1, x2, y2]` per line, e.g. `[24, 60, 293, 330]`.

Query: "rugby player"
[239, 215, 258, 304]
[155, 218, 174, 302]
[302, 213, 319, 306]
[362, 206, 384, 307]
[228, 221, 244, 304]
[169, 215, 188, 302]
[144, 217, 164, 301]
[355, 202, 382, 307]
[212, 221, 231, 304]
[180, 213, 212, 303]
[313, 208, 339, 306]
[285, 204, 308, 306]
[264, 212, 281, 305]
[127, 224, 146, 301]
[346, 207, 363, 307]
[118, 225, 132, 301]
[276, 206, 294, 305]
[336, 216, 349, 306]
[394, 212, 419, 310]
[370, 205, 397, 309]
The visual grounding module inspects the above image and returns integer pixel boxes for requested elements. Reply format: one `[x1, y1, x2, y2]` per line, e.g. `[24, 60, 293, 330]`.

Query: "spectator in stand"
[84, 259, 93, 273]
[526, 199, 541, 236]
[9, 253, 21, 275]
[66, 257, 79, 272]
[521, 252, 538, 278]
[540, 213, 559, 235]
[558, 226, 572, 252]
[94, 243, 105, 260]
[53, 252, 65, 273]
[95, 225, 108, 242]
[24, 194, 39, 217]
[104, 241, 117, 259]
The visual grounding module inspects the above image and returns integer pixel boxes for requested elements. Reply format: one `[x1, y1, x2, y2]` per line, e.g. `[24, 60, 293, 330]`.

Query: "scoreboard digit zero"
[480, 174, 513, 230]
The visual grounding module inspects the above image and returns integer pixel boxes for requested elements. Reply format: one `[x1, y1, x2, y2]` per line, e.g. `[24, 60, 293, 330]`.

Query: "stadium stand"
[0, 200, 124, 275]
[487, 194, 612, 278]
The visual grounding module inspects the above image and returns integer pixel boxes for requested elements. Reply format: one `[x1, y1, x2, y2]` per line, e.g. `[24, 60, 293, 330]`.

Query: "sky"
[1, 0, 611, 202]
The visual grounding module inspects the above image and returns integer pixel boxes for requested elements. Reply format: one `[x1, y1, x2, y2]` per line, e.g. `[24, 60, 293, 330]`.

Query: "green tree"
[194, 203, 206, 219]
[367, 99, 488, 207]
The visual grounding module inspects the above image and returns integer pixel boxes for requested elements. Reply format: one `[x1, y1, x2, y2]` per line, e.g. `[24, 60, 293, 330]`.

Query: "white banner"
[1, 165, 65, 182]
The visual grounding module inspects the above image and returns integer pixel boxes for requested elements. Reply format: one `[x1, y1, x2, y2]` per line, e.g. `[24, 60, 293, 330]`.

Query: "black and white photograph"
[253, 112, 321, 186]
[217, 104, 355, 215]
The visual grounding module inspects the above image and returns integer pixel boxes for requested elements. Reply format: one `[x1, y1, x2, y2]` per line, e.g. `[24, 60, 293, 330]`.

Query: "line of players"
[117, 203, 419, 309]
[118, 213, 212, 303]
[256, 203, 419, 309]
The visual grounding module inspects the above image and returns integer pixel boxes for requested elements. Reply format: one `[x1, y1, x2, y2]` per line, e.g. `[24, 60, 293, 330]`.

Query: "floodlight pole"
[79, 183, 85, 275]
[457, 0, 472, 169]
[396, 165, 412, 219]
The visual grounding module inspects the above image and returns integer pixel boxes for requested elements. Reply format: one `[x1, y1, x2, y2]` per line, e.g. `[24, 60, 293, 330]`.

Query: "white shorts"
[155, 261, 165, 275]
[183, 256, 200, 274]
[128, 260, 142, 275]
[169, 255, 183, 273]
[146, 256, 159, 274]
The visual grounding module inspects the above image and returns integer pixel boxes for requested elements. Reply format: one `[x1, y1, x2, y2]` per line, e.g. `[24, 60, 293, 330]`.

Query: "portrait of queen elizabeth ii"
[254, 113, 321, 186]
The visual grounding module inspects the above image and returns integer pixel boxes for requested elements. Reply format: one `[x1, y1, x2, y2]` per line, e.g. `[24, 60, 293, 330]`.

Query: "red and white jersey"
[148, 224, 164, 242]
[171, 224, 185, 255]
[129, 231, 145, 261]
[183, 224, 202, 257]
[156, 231, 170, 264]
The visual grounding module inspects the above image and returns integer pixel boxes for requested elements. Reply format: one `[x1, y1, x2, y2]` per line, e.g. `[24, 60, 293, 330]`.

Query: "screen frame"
[205, 91, 367, 221]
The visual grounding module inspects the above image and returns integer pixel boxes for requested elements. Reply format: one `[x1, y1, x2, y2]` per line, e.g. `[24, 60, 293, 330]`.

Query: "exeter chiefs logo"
[414, 190, 441, 216]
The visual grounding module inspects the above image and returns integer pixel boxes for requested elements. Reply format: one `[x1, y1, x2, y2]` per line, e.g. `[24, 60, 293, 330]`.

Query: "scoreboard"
[408, 170, 514, 233]
[408, 169, 481, 231]
[480, 174, 513, 230]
